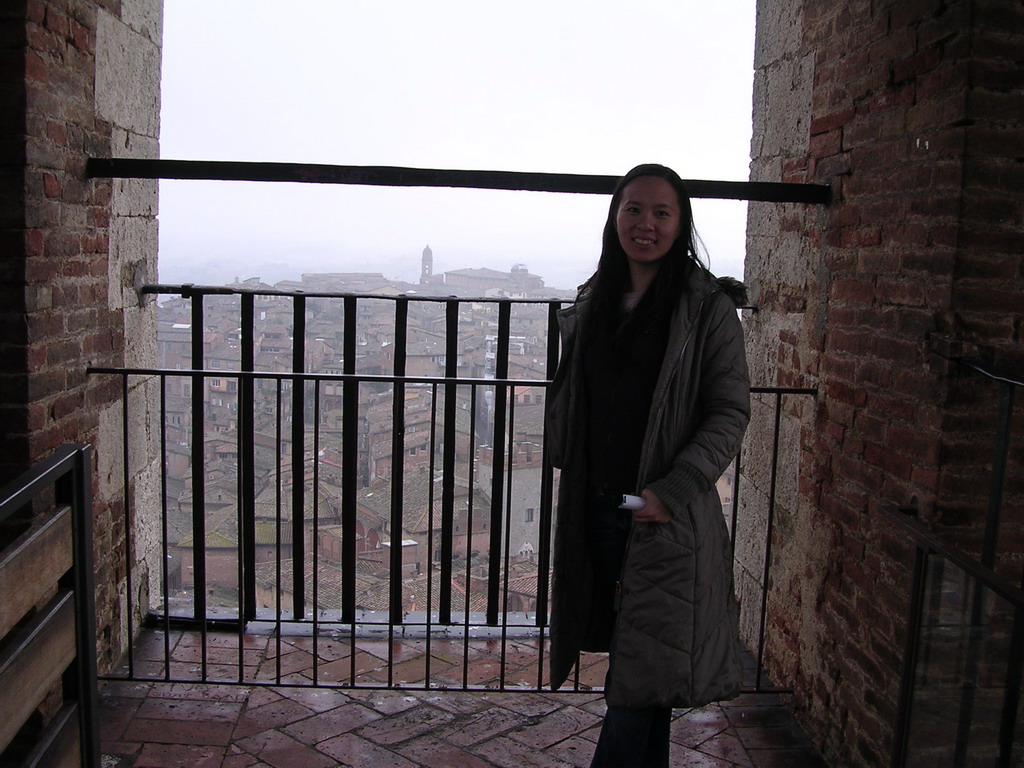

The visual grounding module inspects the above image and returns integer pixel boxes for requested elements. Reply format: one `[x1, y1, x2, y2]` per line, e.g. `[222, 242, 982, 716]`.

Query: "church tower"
[420, 244, 433, 284]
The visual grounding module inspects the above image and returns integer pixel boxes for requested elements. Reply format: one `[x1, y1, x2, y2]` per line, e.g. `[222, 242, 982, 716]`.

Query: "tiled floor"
[99, 628, 829, 767]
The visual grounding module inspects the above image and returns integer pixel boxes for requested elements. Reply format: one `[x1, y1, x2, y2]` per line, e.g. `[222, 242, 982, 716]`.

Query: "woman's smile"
[616, 175, 682, 268]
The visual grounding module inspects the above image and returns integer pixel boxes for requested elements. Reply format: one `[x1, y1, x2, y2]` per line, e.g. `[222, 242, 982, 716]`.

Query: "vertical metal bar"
[487, 301, 511, 626]
[982, 382, 1014, 571]
[190, 293, 207, 670]
[312, 379, 321, 684]
[996, 568, 1024, 767]
[425, 383, 440, 685]
[240, 293, 256, 621]
[499, 391, 517, 690]
[274, 381, 283, 682]
[439, 299, 459, 624]
[341, 297, 358, 623]
[121, 374, 134, 675]
[462, 386, 478, 690]
[535, 301, 560, 631]
[291, 295, 307, 620]
[57, 445, 99, 768]
[956, 381, 1016, 759]
[755, 392, 783, 690]
[891, 545, 929, 768]
[389, 298, 409, 632]
[160, 376, 171, 680]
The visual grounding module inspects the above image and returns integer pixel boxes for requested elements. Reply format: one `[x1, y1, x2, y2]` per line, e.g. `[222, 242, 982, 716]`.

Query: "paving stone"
[357, 703, 456, 745]
[123, 718, 235, 747]
[469, 734, 580, 767]
[724, 703, 795, 727]
[221, 753, 263, 768]
[101, 740, 143, 757]
[505, 705, 602, 750]
[148, 682, 251, 702]
[489, 691, 567, 717]
[99, 680, 153, 698]
[748, 747, 830, 767]
[671, 704, 733, 747]
[282, 701, 381, 743]
[275, 685, 353, 712]
[397, 734, 496, 767]
[346, 689, 426, 715]
[419, 690, 495, 715]
[316, 732, 418, 767]
[234, 728, 337, 768]
[434, 704, 530, 745]
[670, 744, 736, 767]
[735, 723, 816, 750]
[693, 731, 755, 766]
[232, 698, 315, 739]
[98, 694, 143, 742]
[136, 696, 243, 723]
[542, 734, 599, 767]
[134, 742, 225, 768]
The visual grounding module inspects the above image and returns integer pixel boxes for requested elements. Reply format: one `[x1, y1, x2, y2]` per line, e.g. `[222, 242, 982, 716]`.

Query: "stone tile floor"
[99, 627, 829, 767]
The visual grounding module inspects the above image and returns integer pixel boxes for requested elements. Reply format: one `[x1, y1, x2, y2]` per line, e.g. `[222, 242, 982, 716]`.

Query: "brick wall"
[0, 0, 161, 674]
[745, 0, 1022, 764]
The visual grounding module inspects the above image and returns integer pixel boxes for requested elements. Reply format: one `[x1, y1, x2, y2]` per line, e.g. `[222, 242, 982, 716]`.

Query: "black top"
[583, 306, 670, 493]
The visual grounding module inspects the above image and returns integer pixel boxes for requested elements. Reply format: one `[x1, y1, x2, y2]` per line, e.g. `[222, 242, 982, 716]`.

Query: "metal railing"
[83, 158, 828, 693]
[89, 287, 816, 694]
[890, 359, 1023, 767]
[86, 158, 832, 203]
[888, 508, 1023, 767]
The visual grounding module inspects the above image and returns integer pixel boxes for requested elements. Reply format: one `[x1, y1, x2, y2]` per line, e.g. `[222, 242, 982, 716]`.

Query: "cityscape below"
[154, 248, 734, 625]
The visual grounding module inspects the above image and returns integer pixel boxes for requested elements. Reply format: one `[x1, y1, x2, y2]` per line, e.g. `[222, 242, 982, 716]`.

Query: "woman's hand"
[634, 489, 672, 523]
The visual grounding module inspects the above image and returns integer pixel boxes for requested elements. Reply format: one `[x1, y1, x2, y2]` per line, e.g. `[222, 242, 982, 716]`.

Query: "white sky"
[158, 1, 757, 292]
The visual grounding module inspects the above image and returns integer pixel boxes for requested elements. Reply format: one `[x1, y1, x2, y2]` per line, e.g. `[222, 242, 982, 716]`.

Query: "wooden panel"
[0, 592, 76, 753]
[19, 702, 81, 768]
[0, 507, 73, 639]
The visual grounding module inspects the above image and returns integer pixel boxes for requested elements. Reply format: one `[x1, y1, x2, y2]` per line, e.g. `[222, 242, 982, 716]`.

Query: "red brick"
[811, 108, 856, 135]
[830, 278, 876, 304]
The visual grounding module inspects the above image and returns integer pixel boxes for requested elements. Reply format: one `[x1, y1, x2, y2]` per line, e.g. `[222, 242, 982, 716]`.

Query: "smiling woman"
[158, 0, 756, 291]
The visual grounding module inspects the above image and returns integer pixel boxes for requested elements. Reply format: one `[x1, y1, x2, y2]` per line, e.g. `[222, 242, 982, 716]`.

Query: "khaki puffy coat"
[546, 266, 750, 708]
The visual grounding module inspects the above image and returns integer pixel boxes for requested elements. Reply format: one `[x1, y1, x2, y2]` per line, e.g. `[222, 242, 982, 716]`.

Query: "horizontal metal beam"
[86, 158, 832, 204]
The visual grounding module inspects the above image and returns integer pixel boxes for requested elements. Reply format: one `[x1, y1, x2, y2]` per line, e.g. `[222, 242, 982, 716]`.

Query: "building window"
[525, 507, 534, 523]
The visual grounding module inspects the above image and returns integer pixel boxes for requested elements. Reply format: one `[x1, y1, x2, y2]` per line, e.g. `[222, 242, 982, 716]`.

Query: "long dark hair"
[580, 163, 704, 334]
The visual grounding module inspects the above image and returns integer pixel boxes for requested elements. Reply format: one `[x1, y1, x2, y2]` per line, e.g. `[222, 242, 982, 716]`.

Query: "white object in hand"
[619, 494, 647, 510]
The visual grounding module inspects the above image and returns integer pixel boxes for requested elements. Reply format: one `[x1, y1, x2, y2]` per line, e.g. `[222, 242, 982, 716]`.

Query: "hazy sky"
[158, 1, 757, 292]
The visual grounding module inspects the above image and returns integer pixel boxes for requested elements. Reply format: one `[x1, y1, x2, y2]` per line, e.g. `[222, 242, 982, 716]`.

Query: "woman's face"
[614, 175, 683, 270]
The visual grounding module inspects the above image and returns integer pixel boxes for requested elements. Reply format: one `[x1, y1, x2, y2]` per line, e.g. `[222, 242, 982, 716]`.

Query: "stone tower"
[420, 244, 433, 284]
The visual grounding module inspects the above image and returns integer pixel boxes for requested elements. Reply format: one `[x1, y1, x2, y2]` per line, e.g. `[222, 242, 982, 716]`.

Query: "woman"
[546, 164, 750, 767]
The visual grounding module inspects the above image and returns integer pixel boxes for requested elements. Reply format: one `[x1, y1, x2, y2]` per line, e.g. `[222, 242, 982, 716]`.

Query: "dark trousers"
[586, 492, 672, 768]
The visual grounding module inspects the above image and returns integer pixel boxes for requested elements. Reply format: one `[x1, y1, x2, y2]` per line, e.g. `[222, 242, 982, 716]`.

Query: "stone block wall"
[744, 0, 1023, 764]
[0, 0, 161, 673]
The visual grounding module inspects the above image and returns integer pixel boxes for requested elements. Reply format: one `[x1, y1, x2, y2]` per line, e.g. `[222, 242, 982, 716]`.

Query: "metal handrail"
[86, 158, 833, 204]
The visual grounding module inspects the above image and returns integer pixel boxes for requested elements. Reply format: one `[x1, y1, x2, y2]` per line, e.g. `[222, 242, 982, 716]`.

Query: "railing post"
[389, 298, 409, 627]
[57, 445, 100, 768]
[535, 301, 561, 630]
[439, 299, 459, 624]
[341, 296, 358, 623]
[982, 381, 1014, 571]
[892, 540, 928, 768]
[997, 569, 1024, 767]
[755, 391, 783, 691]
[486, 302, 511, 626]
[291, 294, 306, 620]
[240, 293, 256, 621]
[189, 292, 208, 662]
